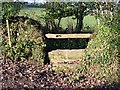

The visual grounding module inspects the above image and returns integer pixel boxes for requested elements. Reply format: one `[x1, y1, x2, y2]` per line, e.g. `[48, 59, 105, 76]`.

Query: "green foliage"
[19, 7, 97, 33]
[1, 17, 45, 63]
[0, 3, 2, 20]
[2, 2, 23, 48]
[2, 2, 23, 19]
[44, 2, 90, 32]
[84, 13, 120, 82]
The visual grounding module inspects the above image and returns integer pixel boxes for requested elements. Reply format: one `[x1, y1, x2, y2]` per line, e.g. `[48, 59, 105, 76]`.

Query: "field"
[19, 7, 97, 30]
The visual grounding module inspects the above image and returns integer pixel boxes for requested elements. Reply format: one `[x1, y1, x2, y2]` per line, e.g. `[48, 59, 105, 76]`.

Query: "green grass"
[19, 7, 46, 19]
[83, 15, 97, 27]
[82, 15, 97, 32]
[55, 16, 76, 30]
[19, 7, 46, 25]
[19, 7, 97, 31]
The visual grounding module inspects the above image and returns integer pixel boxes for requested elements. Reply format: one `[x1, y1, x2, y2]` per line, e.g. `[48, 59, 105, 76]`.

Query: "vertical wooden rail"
[6, 19, 11, 47]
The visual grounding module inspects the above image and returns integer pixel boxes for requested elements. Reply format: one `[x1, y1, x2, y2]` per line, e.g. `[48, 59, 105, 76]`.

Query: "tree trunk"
[58, 17, 61, 28]
[6, 19, 11, 47]
[51, 20, 57, 33]
[75, 15, 83, 33]
[78, 14, 83, 31]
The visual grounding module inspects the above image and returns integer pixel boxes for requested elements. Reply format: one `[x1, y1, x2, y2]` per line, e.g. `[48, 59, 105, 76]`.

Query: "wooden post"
[100, 4, 104, 22]
[95, 2, 100, 26]
[105, 0, 108, 15]
[6, 19, 11, 47]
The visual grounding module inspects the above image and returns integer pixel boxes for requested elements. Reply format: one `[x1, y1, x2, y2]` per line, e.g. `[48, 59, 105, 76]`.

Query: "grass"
[56, 16, 76, 29]
[19, 7, 97, 31]
[19, 7, 46, 25]
[19, 7, 46, 19]
[83, 15, 97, 28]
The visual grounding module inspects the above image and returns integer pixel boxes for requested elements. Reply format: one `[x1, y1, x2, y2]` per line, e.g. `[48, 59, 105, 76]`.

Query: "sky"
[14, 0, 46, 3]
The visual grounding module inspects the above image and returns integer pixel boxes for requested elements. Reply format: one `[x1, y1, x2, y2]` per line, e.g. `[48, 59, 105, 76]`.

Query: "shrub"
[84, 14, 120, 82]
[1, 16, 45, 64]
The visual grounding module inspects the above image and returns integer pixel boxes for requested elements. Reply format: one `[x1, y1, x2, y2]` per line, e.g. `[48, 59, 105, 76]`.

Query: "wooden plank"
[45, 33, 92, 39]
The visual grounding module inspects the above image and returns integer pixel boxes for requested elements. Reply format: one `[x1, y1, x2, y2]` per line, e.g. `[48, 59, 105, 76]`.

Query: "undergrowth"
[84, 14, 120, 83]
[1, 17, 45, 64]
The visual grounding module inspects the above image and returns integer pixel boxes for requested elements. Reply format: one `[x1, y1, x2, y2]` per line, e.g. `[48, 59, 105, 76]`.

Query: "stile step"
[48, 49, 85, 66]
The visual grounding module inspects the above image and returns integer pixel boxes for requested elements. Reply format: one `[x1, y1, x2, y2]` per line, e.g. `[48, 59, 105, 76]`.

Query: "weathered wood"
[45, 34, 92, 39]
[6, 19, 11, 47]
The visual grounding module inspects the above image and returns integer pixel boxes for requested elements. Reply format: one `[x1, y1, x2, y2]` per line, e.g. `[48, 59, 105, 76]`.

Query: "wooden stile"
[45, 33, 92, 39]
